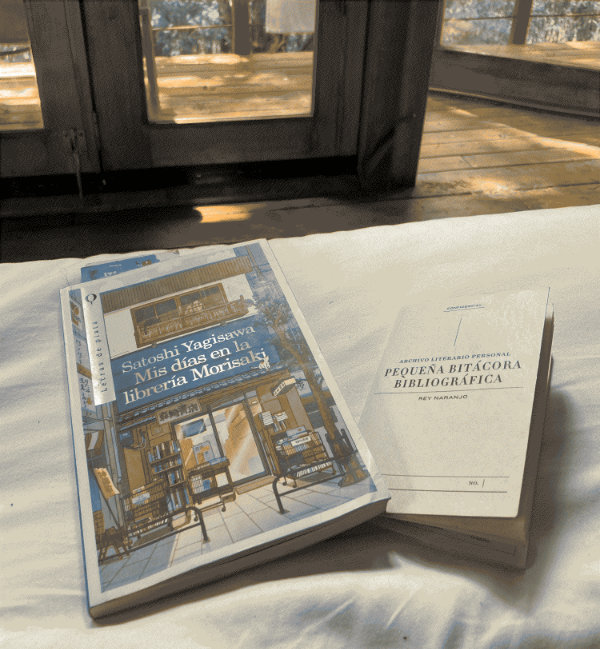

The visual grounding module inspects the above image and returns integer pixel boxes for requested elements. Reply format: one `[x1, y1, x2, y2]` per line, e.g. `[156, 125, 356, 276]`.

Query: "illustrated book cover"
[61, 240, 388, 617]
[360, 289, 554, 568]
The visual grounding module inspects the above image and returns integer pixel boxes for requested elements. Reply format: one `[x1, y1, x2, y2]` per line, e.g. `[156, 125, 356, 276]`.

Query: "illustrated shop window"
[133, 305, 158, 328]
[131, 298, 177, 328]
[132, 284, 227, 326]
[176, 414, 222, 464]
[156, 299, 178, 320]
[212, 402, 267, 483]
[131, 283, 249, 347]
[179, 285, 227, 313]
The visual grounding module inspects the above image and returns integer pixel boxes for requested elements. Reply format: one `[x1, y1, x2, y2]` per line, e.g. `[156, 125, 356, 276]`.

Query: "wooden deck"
[0, 61, 43, 130]
[1, 91, 599, 261]
[147, 52, 314, 123]
[442, 41, 600, 71]
[2, 44, 597, 129]
[430, 42, 600, 117]
[0, 52, 314, 130]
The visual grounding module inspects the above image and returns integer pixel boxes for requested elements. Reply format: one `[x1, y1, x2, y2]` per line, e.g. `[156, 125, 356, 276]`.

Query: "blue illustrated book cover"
[61, 240, 388, 617]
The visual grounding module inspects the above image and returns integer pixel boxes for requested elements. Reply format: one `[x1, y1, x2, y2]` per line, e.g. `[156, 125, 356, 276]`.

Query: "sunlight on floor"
[194, 205, 254, 223]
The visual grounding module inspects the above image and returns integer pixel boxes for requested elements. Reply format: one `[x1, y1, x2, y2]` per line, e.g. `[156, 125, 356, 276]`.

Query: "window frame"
[430, 0, 600, 117]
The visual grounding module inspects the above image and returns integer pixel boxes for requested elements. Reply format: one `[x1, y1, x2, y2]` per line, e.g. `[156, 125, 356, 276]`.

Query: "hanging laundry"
[266, 0, 316, 34]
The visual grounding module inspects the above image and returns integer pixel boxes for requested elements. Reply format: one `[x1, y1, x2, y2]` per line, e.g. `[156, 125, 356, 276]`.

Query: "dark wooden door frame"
[83, 0, 368, 170]
[2, 0, 441, 191]
[83, 0, 440, 190]
[358, 0, 440, 189]
[0, 0, 100, 178]
[510, 0, 534, 45]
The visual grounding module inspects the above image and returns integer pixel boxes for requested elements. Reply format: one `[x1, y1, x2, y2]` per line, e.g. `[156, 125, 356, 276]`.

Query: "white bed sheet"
[1, 205, 599, 649]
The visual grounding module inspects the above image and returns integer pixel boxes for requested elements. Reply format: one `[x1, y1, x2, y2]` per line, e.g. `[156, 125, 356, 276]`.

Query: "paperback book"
[61, 240, 388, 617]
[360, 288, 554, 568]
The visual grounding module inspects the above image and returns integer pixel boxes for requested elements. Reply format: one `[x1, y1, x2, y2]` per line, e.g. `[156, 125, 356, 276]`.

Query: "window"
[431, 0, 600, 115]
[138, 0, 317, 123]
[1, 1, 439, 190]
[131, 283, 247, 346]
[440, 0, 600, 48]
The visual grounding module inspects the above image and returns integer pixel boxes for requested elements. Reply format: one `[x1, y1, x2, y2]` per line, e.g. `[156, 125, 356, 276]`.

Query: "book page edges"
[89, 498, 386, 618]
[380, 307, 554, 565]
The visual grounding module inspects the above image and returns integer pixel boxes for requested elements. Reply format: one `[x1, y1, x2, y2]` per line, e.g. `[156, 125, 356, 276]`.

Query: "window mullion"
[510, 0, 535, 44]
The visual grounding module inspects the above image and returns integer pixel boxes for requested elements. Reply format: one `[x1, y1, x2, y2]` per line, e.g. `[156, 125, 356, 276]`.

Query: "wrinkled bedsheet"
[1, 205, 599, 649]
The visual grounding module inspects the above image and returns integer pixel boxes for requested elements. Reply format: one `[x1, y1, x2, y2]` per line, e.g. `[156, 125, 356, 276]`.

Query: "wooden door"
[0, 0, 99, 177]
[1, 0, 440, 189]
[82, 0, 368, 170]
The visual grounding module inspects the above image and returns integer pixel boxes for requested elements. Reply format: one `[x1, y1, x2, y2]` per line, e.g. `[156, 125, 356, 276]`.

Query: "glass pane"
[441, 17, 515, 45]
[443, 0, 516, 20]
[133, 305, 157, 323]
[441, 0, 517, 45]
[156, 298, 178, 316]
[138, 0, 317, 123]
[528, 15, 600, 41]
[441, 1, 600, 70]
[0, 0, 43, 130]
[176, 414, 220, 460]
[529, 0, 600, 42]
[532, 0, 600, 16]
[212, 403, 266, 483]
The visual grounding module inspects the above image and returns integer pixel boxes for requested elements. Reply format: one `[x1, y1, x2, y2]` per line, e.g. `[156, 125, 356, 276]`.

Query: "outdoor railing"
[440, 0, 600, 47]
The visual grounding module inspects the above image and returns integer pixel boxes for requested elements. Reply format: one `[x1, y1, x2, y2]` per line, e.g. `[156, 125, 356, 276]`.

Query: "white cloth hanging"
[266, 0, 316, 34]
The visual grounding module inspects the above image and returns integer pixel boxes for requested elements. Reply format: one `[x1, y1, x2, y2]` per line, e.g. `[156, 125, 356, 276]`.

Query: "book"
[80, 252, 178, 281]
[360, 289, 554, 568]
[61, 240, 389, 617]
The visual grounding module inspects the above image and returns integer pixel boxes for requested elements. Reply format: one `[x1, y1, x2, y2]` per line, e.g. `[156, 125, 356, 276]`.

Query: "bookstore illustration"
[69, 243, 376, 591]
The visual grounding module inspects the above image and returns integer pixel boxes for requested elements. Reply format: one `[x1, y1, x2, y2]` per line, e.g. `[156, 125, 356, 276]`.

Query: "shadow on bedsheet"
[95, 390, 569, 625]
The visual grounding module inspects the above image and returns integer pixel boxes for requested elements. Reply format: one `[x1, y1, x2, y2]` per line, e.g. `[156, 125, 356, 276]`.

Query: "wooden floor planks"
[417, 93, 600, 187]
[442, 42, 600, 71]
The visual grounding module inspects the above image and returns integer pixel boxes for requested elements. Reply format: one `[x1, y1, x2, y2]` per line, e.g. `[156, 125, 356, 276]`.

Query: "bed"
[1, 204, 598, 648]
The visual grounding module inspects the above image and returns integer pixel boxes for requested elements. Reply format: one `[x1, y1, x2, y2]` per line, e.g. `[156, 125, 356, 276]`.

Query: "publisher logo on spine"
[83, 292, 116, 405]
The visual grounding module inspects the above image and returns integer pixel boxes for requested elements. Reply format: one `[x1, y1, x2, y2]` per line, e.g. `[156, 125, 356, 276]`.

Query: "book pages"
[360, 289, 550, 518]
